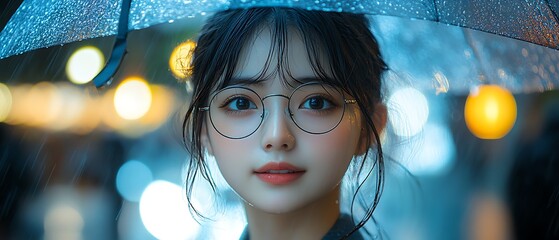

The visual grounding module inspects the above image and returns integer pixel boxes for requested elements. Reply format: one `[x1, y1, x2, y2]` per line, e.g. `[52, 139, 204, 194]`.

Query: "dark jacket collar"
[239, 214, 364, 240]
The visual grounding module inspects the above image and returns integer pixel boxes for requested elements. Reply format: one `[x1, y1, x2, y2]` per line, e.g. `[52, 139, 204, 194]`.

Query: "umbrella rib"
[543, 0, 559, 28]
[462, 28, 490, 86]
[433, 0, 440, 22]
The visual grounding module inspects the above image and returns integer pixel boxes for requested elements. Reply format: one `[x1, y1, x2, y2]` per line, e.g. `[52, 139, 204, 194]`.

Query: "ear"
[201, 123, 214, 156]
[372, 103, 388, 139]
[355, 103, 387, 156]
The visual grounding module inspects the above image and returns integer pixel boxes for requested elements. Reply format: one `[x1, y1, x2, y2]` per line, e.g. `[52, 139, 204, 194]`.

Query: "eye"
[222, 96, 257, 111]
[300, 96, 334, 110]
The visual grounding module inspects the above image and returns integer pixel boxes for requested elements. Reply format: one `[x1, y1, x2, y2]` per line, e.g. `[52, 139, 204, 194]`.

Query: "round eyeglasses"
[199, 82, 357, 139]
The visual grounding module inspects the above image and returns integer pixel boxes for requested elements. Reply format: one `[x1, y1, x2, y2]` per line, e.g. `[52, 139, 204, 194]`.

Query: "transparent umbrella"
[0, 0, 558, 88]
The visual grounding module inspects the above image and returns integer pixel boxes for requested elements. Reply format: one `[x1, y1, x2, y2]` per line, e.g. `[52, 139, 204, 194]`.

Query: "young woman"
[182, 7, 388, 239]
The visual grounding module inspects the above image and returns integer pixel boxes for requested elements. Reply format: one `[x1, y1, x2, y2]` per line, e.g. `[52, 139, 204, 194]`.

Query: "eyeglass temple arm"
[199, 107, 209, 111]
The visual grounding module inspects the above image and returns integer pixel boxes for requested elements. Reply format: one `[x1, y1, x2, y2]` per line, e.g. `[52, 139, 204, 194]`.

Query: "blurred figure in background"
[507, 98, 559, 240]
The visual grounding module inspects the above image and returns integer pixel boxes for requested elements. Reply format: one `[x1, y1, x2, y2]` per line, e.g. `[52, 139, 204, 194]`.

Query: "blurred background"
[1, 0, 559, 239]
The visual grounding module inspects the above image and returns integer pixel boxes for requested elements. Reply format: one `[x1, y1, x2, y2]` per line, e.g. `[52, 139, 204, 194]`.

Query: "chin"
[243, 192, 319, 215]
[252, 202, 302, 215]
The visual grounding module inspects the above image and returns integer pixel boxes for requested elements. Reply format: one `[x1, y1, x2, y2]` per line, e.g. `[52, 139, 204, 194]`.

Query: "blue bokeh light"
[116, 160, 153, 202]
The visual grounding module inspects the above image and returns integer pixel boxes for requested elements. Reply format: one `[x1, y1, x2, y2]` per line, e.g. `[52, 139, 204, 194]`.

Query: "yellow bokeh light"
[114, 77, 152, 120]
[169, 40, 196, 79]
[102, 84, 175, 137]
[66, 46, 105, 85]
[464, 85, 517, 139]
[139, 85, 175, 129]
[101, 88, 125, 130]
[36, 82, 63, 128]
[45, 83, 90, 132]
[0, 83, 12, 122]
[1, 81, 174, 136]
[4, 84, 31, 125]
[21, 82, 60, 127]
[2, 82, 104, 133]
[69, 93, 101, 135]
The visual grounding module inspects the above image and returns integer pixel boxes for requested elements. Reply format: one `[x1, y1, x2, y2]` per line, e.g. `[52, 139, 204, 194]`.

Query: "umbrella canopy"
[1, 0, 558, 59]
[371, 15, 559, 94]
[0, 0, 558, 91]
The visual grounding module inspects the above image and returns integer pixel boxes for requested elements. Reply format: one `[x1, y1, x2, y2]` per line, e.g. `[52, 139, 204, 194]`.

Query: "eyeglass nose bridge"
[260, 93, 293, 119]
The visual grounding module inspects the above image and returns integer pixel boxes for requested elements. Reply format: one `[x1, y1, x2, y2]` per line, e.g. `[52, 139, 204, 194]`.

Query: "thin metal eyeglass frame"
[198, 81, 357, 139]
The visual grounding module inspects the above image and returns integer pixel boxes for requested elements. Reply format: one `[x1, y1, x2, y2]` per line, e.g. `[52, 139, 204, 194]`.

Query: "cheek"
[206, 131, 254, 179]
[313, 110, 361, 154]
[301, 111, 362, 174]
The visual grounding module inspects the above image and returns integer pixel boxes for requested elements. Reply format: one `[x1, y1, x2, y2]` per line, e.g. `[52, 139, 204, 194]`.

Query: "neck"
[244, 186, 341, 240]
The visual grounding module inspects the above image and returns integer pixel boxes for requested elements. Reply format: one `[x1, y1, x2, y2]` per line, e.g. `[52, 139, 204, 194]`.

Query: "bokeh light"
[139, 180, 200, 240]
[116, 160, 153, 202]
[138, 85, 175, 130]
[101, 88, 126, 130]
[468, 194, 512, 240]
[114, 77, 152, 120]
[44, 205, 84, 240]
[433, 71, 450, 95]
[387, 87, 430, 137]
[44, 83, 84, 131]
[1, 80, 175, 136]
[24, 82, 59, 127]
[402, 123, 456, 175]
[464, 85, 517, 139]
[66, 46, 105, 85]
[207, 206, 247, 239]
[64, 86, 101, 134]
[0, 83, 12, 122]
[169, 40, 196, 79]
[4, 84, 31, 125]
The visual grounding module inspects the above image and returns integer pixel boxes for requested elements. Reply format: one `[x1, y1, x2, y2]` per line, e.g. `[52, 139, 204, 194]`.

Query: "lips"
[254, 162, 305, 185]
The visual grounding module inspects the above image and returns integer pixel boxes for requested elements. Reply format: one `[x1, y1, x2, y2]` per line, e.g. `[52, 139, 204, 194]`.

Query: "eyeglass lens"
[208, 83, 347, 139]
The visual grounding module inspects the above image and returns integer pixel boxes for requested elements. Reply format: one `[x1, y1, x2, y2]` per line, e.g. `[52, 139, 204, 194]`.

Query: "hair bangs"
[203, 8, 359, 91]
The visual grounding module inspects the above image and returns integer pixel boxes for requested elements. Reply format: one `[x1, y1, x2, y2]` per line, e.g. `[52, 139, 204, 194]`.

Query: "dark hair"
[182, 7, 388, 238]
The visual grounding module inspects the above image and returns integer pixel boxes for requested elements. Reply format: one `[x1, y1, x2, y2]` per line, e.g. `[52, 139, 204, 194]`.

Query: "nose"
[260, 95, 295, 152]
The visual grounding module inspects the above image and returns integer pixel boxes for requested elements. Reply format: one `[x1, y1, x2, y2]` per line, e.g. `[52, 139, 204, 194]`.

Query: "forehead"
[232, 26, 330, 83]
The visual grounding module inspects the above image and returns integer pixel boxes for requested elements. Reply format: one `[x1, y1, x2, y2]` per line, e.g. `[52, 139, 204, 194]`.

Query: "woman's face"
[201, 27, 365, 214]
